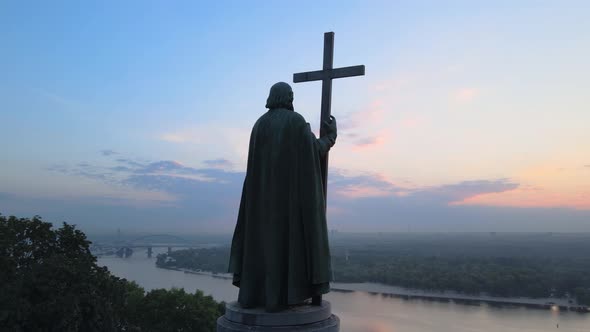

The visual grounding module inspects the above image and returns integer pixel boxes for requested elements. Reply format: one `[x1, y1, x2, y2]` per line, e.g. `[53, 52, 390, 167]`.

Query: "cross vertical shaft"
[319, 32, 335, 200]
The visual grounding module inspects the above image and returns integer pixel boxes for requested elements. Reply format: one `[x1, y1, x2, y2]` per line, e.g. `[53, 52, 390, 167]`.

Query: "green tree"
[0, 214, 224, 332]
[0, 214, 123, 331]
[133, 288, 224, 332]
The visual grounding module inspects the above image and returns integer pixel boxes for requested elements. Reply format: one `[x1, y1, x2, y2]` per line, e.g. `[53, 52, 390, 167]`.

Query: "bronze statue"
[228, 82, 337, 312]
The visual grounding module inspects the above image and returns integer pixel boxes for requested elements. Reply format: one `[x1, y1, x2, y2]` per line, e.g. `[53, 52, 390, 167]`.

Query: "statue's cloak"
[229, 108, 331, 311]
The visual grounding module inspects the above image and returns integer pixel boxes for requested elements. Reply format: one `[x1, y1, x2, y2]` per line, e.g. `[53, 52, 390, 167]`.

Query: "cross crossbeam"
[293, 32, 365, 202]
[293, 65, 365, 83]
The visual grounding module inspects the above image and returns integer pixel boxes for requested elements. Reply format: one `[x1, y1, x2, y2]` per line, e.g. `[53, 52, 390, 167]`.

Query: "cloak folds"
[228, 108, 331, 312]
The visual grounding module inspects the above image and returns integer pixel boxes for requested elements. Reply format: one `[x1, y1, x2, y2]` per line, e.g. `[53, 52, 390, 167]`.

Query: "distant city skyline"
[1, 1, 589, 232]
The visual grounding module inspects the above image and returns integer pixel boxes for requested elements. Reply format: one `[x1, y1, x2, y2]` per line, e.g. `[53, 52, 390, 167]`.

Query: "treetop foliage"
[0, 214, 224, 332]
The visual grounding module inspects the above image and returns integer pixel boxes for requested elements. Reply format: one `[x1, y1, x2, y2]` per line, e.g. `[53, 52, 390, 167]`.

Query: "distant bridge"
[92, 234, 207, 258]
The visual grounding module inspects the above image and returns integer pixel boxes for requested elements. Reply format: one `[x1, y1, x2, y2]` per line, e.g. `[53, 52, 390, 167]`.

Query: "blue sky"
[1, 1, 589, 233]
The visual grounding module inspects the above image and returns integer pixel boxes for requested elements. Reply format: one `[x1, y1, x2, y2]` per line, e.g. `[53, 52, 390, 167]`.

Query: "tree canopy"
[0, 214, 223, 332]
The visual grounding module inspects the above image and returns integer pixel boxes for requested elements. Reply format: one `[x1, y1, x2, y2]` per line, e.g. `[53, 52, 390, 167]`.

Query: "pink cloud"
[455, 188, 590, 210]
[351, 131, 389, 150]
[352, 135, 384, 149]
[401, 118, 419, 129]
[335, 184, 393, 199]
[453, 87, 480, 103]
[363, 100, 385, 121]
[339, 99, 385, 130]
[400, 116, 428, 129]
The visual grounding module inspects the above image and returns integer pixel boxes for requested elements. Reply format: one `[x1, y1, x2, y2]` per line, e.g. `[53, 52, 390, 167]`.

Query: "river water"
[98, 250, 589, 332]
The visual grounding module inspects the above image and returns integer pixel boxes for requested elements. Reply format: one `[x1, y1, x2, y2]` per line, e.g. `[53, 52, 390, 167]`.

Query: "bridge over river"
[91, 234, 216, 258]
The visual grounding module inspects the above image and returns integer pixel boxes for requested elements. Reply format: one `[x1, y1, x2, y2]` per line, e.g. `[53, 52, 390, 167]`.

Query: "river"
[98, 250, 589, 332]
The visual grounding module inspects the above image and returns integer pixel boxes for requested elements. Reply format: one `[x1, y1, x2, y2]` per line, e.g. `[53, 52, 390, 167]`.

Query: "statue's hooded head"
[265, 82, 294, 111]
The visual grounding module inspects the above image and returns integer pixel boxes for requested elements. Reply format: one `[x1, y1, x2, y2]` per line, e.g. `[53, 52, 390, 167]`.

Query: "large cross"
[293, 31, 365, 202]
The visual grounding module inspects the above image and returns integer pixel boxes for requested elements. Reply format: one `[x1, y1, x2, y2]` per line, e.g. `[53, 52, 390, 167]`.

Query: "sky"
[1, 1, 589, 234]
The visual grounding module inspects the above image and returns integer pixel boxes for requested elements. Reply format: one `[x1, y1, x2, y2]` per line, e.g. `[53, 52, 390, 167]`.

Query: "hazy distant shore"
[156, 265, 588, 313]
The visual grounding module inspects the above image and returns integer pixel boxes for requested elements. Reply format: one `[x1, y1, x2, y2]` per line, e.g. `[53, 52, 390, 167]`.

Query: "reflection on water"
[98, 250, 589, 332]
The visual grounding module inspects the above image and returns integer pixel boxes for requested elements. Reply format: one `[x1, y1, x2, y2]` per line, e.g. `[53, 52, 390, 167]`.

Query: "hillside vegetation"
[0, 214, 224, 332]
[158, 232, 590, 305]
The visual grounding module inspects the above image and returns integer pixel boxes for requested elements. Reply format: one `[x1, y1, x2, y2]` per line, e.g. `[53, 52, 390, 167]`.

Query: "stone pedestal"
[217, 301, 339, 331]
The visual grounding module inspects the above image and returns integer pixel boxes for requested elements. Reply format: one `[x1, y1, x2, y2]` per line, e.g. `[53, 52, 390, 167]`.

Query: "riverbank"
[331, 282, 589, 313]
[161, 266, 233, 280]
[157, 265, 589, 313]
[101, 256, 590, 332]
